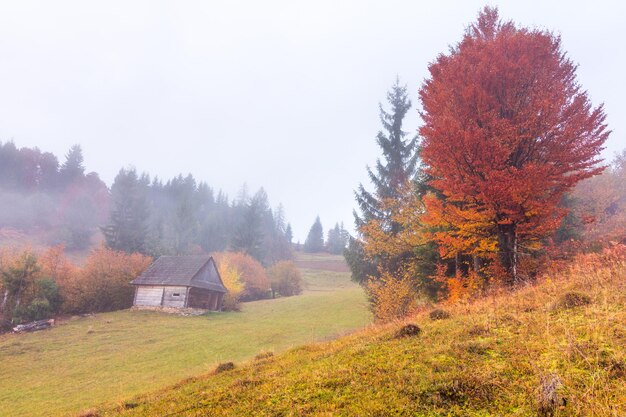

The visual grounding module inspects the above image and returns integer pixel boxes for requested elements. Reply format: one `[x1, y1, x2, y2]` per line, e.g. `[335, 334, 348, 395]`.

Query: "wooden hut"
[130, 256, 227, 310]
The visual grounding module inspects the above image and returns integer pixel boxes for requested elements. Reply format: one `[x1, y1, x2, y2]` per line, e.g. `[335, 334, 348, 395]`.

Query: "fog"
[0, 0, 623, 241]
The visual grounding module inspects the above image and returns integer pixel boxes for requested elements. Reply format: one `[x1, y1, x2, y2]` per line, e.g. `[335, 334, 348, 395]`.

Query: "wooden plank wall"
[162, 286, 188, 308]
[135, 286, 164, 306]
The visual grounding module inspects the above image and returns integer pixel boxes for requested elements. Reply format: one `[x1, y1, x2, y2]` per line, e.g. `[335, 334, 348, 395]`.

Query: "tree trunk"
[497, 223, 518, 285]
[1, 289, 8, 312]
[472, 255, 481, 273]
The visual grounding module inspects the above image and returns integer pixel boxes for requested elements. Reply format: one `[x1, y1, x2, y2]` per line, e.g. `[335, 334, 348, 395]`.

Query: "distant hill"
[97, 247, 626, 416]
[294, 252, 350, 273]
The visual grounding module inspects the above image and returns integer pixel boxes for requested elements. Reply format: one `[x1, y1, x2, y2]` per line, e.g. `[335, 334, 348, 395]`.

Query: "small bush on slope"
[97, 245, 626, 417]
[267, 261, 303, 297]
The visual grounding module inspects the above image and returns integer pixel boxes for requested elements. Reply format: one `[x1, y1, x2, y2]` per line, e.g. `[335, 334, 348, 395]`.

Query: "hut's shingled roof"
[130, 256, 227, 292]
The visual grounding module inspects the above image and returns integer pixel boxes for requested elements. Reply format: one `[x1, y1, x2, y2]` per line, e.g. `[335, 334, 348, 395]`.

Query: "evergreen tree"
[344, 236, 377, 284]
[347, 79, 421, 283]
[170, 174, 198, 254]
[198, 190, 231, 253]
[59, 144, 85, 186]
[304, 216, 324, 253]
[285, 223, 293, 244]
[264, 204, 293, 264]
[101, 168, 149, 254]
[232, 188, 266, 261]
[354, 78, 420, 229]
[326, 223, 348, 254]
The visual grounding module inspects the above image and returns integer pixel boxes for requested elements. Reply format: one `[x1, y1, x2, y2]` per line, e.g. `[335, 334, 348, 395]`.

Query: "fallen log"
[13, 318, 54, 333]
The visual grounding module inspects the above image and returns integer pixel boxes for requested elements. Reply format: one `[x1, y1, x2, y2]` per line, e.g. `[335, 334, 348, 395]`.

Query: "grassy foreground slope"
[0, 258, 370, 417]
[100, 252, 626, 417]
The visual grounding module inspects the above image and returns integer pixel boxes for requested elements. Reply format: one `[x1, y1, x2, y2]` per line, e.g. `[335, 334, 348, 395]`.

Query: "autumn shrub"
[367, 273, 419, 322]
[61, 246, 151, 314]
[432, 264, 486, 303]
[13, 298, 52, 323]
[216, 259, 244, 311]
[0, 250, 48, 324]
[212, 252, 269, 301]
[38, 245, 76, 287]
[267, 261, 303, 297]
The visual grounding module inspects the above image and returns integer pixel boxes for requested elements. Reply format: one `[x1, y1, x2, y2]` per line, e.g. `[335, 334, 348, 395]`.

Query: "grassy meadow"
[0, 254, 371, 417]
[95, 250, 626, 417]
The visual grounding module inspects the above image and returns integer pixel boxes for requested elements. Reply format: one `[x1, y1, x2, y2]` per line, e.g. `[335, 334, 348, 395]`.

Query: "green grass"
[95, 254, 626, 417]
[0, 266, 371, 417]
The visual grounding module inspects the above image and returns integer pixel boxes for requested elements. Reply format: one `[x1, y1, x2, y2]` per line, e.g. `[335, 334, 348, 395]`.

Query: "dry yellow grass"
[96, 246, 626, 416]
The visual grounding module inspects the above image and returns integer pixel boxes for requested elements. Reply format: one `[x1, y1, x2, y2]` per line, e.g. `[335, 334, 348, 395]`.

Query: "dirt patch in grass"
[553, 291, 592, 310]
[394, 324, 421, 339]
[214, 362, 235, 374]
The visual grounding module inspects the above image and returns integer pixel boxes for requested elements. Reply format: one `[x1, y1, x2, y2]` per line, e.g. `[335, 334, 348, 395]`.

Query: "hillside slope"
[98, 249, 626, 416]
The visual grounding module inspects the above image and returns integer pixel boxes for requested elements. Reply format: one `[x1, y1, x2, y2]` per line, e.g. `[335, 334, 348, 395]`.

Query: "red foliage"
[61, 246, 152, 313]
[419, 7, 609, 283]
[38, 245, 76, 286]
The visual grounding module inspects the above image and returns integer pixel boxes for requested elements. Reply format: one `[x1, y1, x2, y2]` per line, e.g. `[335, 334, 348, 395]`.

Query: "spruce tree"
[354, 78, 420, 228]
[285, 223, 293, 244]
[232, 188, 266, 262]
[304, 216, 324, 253]
[326, 223, 348, 254]
[101, 168, 149, 254]
[59, 144, 85, 185]
[348, 79, 422, 283]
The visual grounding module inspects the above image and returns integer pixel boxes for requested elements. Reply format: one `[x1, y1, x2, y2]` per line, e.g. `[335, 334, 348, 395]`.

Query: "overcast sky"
[0, 0, 624, 241]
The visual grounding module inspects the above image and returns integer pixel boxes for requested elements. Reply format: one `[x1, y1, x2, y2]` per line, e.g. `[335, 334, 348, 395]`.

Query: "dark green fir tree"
[101, 168, 149, 254]
[347, 78, 422, 283]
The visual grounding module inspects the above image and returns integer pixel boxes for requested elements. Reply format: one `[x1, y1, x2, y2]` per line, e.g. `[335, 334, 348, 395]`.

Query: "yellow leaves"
[218, 259, 244, 299]
[367, 271, 419, 323]
[360, 185, 428, 262]
[212, 252, 269, 300]
[358, 182, 428, 321]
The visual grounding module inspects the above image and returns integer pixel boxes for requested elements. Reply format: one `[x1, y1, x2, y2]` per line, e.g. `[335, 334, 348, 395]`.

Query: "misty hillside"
[95, 246, 626, 417]
[0, 141, 293, 265]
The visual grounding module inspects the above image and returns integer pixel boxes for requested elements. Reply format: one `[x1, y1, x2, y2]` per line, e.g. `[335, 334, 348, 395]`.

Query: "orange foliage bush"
[39, 245, 76, 287]
[212, 252, 269, 301]
[0, 246, 22, 272]
[1, 245, 152, 317]
[61, 246, 151, 314]
[267, 261, 303, 297]
[545, 243, 626, 282]
[367, 272, 419, 322]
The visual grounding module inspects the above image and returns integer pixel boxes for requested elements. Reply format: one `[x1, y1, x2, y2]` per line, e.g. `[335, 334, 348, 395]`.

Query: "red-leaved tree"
[420, 7, 609, 284]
